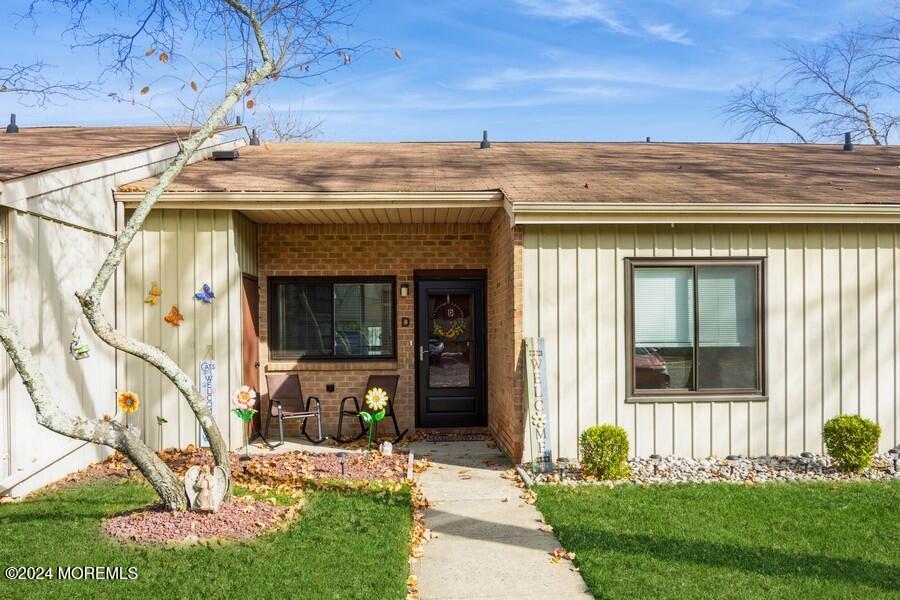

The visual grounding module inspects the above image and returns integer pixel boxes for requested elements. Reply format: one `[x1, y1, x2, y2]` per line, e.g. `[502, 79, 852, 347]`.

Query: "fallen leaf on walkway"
[539, 524, 554, 533]
[549, 556, 561, 564]
[520, 489, 537, 504]
[551, 547, 576, 561]
[500, 468, 518, 480]
[458, 474, 472, 480]
[501, 496, 509, 503]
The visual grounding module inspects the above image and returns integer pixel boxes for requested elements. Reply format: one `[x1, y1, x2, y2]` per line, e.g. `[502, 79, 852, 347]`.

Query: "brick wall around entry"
[257, 219, 525, 460]
[258, 223, 486, 438]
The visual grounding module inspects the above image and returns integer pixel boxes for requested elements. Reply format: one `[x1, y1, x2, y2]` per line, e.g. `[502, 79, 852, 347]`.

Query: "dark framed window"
[625, 258, 765, 399]
[268, 276, 396, 360]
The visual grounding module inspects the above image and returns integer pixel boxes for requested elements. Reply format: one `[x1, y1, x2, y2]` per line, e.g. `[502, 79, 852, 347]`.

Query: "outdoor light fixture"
[725, 455, 740, 477]
[400, 283, 409, 297]
[799, 452, 815, 475]
[337, 451, 347, 477]
[239, 454, 251, 475]
[889, 447, 900, 473]
[650, 454, 662, 476]
[557, 457, 570, 479]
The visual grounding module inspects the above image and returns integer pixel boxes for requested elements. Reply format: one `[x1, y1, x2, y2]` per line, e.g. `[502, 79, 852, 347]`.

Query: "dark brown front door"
[241, 274, 261, 436]
[416, 279, 486, 428]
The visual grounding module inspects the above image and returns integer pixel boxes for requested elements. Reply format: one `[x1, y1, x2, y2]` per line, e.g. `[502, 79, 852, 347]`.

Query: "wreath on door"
[432, 297, 468, 340]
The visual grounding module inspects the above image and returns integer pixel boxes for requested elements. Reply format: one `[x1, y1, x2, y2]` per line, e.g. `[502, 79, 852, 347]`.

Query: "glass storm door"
[416, 279, 486, 428]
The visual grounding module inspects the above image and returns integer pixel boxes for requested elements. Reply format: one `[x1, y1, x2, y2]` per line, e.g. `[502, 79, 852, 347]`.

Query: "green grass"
[0, 480, 412, 599]
[535, 481, 900, 600]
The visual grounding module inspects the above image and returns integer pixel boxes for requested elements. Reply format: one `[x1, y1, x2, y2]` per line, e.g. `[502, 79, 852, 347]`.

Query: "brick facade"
[487, 210, 525, 460]
[257, 219, 524, 459]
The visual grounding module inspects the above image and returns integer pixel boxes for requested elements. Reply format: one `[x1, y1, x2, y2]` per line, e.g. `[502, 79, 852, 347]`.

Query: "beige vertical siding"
[523, 223, 900, 459]
[5, 210, 116, 486]
[125, 209, 252, 450]
[0, 208, 8, 478]
[233, 212, 259, 276]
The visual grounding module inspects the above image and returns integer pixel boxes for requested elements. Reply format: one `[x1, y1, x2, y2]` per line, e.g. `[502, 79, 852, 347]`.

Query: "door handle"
[419, 345, 426, 361]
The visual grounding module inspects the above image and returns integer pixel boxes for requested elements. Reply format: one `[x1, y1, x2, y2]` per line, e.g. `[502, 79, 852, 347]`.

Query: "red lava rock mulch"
[102, 496, 293, 545]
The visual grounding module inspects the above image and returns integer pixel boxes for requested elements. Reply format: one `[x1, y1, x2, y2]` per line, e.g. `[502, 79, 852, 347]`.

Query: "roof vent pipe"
[6, 114, 19, 134]
[646, 136, 651, 143]
[249, 128, 261, 146]
[842, 132, 853, 151]
[480, 130, 491, 149]
[235, 115, 242, 126]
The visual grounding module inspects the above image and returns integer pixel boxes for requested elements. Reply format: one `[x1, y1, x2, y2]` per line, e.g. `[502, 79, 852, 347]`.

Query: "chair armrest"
[340, 395, 360, 413]
[306, 396, 321, 412]
[270, 399, 283, 416]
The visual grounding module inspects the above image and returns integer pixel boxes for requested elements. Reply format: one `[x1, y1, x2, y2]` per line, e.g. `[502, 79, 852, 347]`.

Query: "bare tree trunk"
[0, 312, 187, 509]
[75, 58, 276, 496]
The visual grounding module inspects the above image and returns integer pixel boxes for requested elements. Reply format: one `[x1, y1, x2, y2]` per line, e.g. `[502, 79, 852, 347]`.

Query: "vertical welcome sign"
[524, 337, 553, 473]
[198, 356, 217, 447]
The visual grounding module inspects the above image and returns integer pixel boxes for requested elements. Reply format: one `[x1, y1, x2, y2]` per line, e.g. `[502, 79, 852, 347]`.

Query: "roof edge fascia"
[511, 201, 900, 225]
[114, 190, 505, 210]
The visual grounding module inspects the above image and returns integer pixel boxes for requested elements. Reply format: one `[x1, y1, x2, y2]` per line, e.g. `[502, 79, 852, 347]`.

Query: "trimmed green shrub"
[580, 425, 629, 480]
[823, 415, 881, 474]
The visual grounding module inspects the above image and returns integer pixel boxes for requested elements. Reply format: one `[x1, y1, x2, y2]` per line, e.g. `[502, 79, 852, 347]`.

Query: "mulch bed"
[57, 446, 410, 491]
[102, 495, 293, 545]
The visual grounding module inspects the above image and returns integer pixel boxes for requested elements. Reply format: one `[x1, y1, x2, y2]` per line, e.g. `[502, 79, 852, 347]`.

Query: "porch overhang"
[114, 190, 505, 224]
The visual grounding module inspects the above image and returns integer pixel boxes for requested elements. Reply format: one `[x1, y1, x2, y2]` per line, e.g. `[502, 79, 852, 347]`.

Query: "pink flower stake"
[231, 386, 258, 457]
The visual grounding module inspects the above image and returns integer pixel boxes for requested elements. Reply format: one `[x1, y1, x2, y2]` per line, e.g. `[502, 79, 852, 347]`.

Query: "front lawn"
[0, 480, 412, 599]
[535, 481, 900, 599]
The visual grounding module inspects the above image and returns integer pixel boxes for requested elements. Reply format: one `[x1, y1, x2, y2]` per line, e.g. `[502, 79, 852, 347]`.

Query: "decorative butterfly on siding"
[164, 305, 184, 326]
[144, 281, 162, 305]
[194, 283, 215, 303]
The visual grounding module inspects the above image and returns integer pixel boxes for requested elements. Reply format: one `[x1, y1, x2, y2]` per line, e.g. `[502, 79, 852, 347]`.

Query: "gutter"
[511, 202, 900, 225]
[114, 190, 505, 210]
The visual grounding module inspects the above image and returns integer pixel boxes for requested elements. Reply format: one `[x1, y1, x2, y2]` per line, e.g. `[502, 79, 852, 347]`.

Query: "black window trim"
[624, 257, 766, 401]
[268, 275, 398, 361]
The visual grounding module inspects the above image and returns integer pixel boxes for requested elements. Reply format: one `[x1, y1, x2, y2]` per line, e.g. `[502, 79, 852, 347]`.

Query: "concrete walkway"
[409, 440, 590, 600]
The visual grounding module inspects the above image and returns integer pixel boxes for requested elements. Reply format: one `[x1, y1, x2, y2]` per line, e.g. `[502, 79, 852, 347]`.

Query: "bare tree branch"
[724, 20, 899, 145]
[3, 0, 365, 508]
[724, 83, 809, 143]
[0, 61, 93, 107]
[0, 312, 187, 510]
[261, 103, 323, 141]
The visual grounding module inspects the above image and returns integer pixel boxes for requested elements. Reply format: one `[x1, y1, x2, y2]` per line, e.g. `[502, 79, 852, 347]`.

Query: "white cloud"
[514, 0, 632, 34]
[461, 64, 734, 93]
[642, 23, 693, 45]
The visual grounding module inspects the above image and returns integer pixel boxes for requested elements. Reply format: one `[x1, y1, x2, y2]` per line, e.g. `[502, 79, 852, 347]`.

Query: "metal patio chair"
[264, 372, 326, 447]
[336, 374, 407, 444]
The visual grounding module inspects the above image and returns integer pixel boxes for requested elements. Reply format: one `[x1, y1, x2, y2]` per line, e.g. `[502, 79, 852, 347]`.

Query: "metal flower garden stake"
[231, 386, 258, 458]
[362, 387, 389, 451]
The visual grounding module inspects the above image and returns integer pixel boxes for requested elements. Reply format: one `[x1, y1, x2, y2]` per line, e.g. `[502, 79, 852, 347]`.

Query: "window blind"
[698, 266, 755, 348]
[633, 267, 694, 347]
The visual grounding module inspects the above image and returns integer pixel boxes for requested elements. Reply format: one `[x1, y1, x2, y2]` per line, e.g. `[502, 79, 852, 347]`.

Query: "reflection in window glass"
[697, 266, 757, 389]
[271, 280, 393, 359]
[633, 267, 694, 390]
[632, 262, 761, 394]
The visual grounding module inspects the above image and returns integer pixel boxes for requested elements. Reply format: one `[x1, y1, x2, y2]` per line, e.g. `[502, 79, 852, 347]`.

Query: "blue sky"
[0, 0, 891, 141]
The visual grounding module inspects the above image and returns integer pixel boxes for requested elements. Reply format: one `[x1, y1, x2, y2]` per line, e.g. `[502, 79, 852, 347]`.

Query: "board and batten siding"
[124, 209, 257, 451]
[523, 223, 900, 460]
[4, 209, 117, 488]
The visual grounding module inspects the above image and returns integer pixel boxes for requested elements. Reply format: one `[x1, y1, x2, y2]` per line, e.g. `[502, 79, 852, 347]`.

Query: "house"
[2, 126, 899, 496]
[0, 122, 242, 496]
[117, 138, 900, 463]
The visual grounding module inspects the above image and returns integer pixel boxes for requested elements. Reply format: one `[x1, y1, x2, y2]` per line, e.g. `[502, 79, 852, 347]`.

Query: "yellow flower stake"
[362, 387, 389, 451]
[365, 387, 389, 412]
[118, 391, 140, 414]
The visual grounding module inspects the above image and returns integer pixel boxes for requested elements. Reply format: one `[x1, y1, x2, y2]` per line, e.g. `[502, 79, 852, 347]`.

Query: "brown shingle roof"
[0, 126, 203, 182]
[125, 141, 900, 204]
